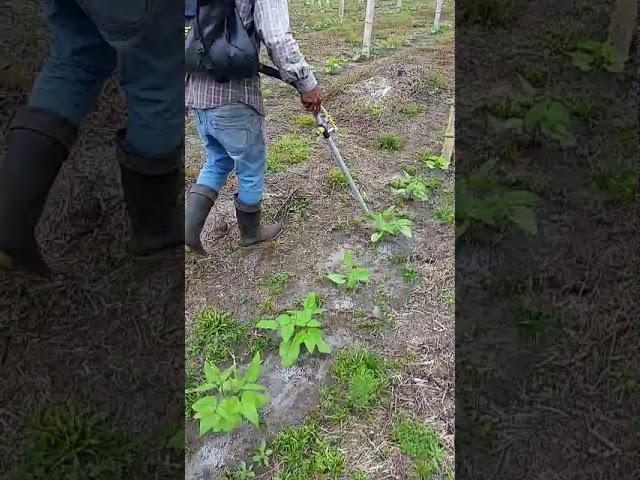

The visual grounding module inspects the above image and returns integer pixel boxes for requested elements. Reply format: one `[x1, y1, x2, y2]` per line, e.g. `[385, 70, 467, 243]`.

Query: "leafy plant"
[187, 308, 245, 364]
[486, 74, 576, 147]
[256, 293, 331, 367]
[251, 439, 274, 467]
[390, 171, 430, 201]
[457, 160, 539, 238]
[263, 270, 293, 295]
[327, 167, 349, 188]
[419, 153, 449, 170]
[294, 114, 317, 128]
[324, 55, 344, 74]
[568, 40, 624, 73]
[368, 207, 413, 243]
[327, 249, 370, 290]
[189, 353, 267, 435]
[382, 34, 405, 49]
[376, 132, 403, 151]
[360, 100, 383, 117]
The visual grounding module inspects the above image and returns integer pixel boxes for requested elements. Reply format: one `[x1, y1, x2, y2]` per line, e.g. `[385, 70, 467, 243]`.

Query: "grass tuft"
[376, 132, 403, 151]
[267, 134, 311, 172]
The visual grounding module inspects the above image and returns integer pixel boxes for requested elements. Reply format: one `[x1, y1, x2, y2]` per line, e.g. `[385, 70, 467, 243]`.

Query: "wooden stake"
[607, 0, 635, 61]
[434, 0, 444, 29]
[441, 103, 455, 163]
[339, 0, 345, 21]
[362, 0, 376, 57]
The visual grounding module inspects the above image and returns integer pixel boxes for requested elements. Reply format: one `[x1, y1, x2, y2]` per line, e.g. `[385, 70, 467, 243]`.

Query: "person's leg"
[211, 104, 281, 247]
[111, 2, 184, 255]
[0, 0, 116, 273]
[185, 109, 234, 255]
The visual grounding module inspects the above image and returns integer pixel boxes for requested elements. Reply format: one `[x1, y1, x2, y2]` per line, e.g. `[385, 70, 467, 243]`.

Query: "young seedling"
[256, 293, 331, 367]
[376, 132, 403, 151]
[368, 207, 413, 243]
[188, 353, 267, 435]
[419, 153, 449, 170]
[231, 462, 256, 480]
[327, 249, 370, 290]
[389, 171, 431, 201]
[324, 55, 344, 74]
[251, 439, 274, 467]
[568, 40, 624, 73]
[457, 160, 539, 238]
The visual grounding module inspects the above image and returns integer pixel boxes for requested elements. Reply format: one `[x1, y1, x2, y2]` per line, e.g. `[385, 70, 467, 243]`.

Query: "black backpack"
[185, 0, 259, 82]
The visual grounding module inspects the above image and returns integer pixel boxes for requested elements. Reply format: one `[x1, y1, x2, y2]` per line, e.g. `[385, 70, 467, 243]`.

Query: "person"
[0, 0, 184, 274]
[184, 0, 322, 254]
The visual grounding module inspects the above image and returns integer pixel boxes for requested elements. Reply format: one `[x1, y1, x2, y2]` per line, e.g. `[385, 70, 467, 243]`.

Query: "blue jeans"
[194, 104, 266, 206]
[28, 0, 183, 155]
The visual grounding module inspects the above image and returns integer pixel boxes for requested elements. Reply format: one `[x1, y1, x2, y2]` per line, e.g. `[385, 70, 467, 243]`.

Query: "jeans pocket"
[218, 126, 249, 156]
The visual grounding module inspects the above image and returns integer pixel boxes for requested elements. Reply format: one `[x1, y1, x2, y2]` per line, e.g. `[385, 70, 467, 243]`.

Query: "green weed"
[20, 403, 136, 479]
[425, 70, 448, 89]
[187, 308, 245, 364]
[359, 100, 383, 117]
[400, 103, 422, 117]
[263, 271, 293, 295]
[256, 293, 331, 367]
[460, 0, 514, 27]
[376, 132, 403, 151]
[327, 168, 349, 188]
[590, 167, 637, 203]
[294, 114, 317, 128]
[327, 249, 370, 290]
[514, 307, 551, 344]
[392, 415, 443, 472]
[229, 461, 255, 479]
[382, 34, 405, 49]
[267, 134, 311, 172]
[401, 265, 420, 283]
[272, 422, 346, 479]
[251, 439, 274, 467]
[443, 291, 454, 306]
[433, 206, 454, 225]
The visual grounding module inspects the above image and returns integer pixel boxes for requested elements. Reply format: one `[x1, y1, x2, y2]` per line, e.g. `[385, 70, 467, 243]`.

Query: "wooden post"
[339, 0, 345, 21]
[362, 0, 376, 57]
[441, 103, 455, 164]
[607, 0, 635, 61]
[434, 0, 444, 29]
[396, 0, 402, 10]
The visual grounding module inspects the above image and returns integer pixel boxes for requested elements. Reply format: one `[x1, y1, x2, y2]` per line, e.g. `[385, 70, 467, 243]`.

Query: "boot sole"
[239, 228, 283, 248]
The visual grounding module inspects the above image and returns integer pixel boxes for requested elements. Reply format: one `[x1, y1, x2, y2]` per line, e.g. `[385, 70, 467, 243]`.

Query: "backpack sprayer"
[260, 65, 370, 214]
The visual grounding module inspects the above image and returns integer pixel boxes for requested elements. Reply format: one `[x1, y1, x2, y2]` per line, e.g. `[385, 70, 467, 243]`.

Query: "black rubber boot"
[185, 184, 217, 255]
[234, 195, 282, 247]
[117, 131, 184, 256]
[0, 107, 77, 274]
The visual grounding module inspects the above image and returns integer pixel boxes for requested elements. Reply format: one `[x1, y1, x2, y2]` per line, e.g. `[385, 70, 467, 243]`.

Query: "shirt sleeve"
[254, 0, 317, 93]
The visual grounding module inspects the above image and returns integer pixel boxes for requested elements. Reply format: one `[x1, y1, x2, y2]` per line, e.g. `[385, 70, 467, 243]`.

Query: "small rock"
[372, 305, 382, 319]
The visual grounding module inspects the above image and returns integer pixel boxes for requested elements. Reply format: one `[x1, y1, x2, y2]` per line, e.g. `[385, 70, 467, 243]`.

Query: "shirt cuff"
[295, 73, 318, 93]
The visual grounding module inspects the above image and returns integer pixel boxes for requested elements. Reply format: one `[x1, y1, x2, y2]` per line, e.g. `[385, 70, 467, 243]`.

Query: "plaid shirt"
[185, 0, 317, 115]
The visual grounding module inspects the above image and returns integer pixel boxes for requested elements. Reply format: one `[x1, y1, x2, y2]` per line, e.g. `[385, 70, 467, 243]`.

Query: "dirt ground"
[185, 1, 455, 479]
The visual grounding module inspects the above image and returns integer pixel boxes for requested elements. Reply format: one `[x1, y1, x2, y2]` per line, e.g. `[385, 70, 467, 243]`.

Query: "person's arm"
[254, 0, 322, 111]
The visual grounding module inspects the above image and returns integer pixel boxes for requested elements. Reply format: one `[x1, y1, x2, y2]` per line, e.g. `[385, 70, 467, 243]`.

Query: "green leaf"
[239, 400, 260, 426]
[507, 205, 538, 235]
[281, 339, 302, 367]
[281, 323, 295, 343]
[307, 319, 321, 328]
[242, 390, 267, 408]
[196, 409, 220, 435]
[342, 249, 353, 267]
[371, 231, 383, 242]
[186, 382, 216, 393]
[293, 329, 312, 353]
[256, 319, 279, 330]
[276, 313, 293, 326]
[203, 363, 221, 384]
[192, 396, 217, 413]
[303, 293, 319, 310]
[327, 273, 347, 285]
[243, 383, 266, 391]
[399, 225, 413, 238]
[245, 352, 261, 383]
[316, 338, 332, 354]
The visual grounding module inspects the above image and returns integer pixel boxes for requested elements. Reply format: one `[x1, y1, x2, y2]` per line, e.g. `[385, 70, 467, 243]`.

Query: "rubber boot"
[0, 107, 78, 274]
[234, 195, 282, 247]
[117, 131, 184, 256]
[185, 184, 217, 255]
